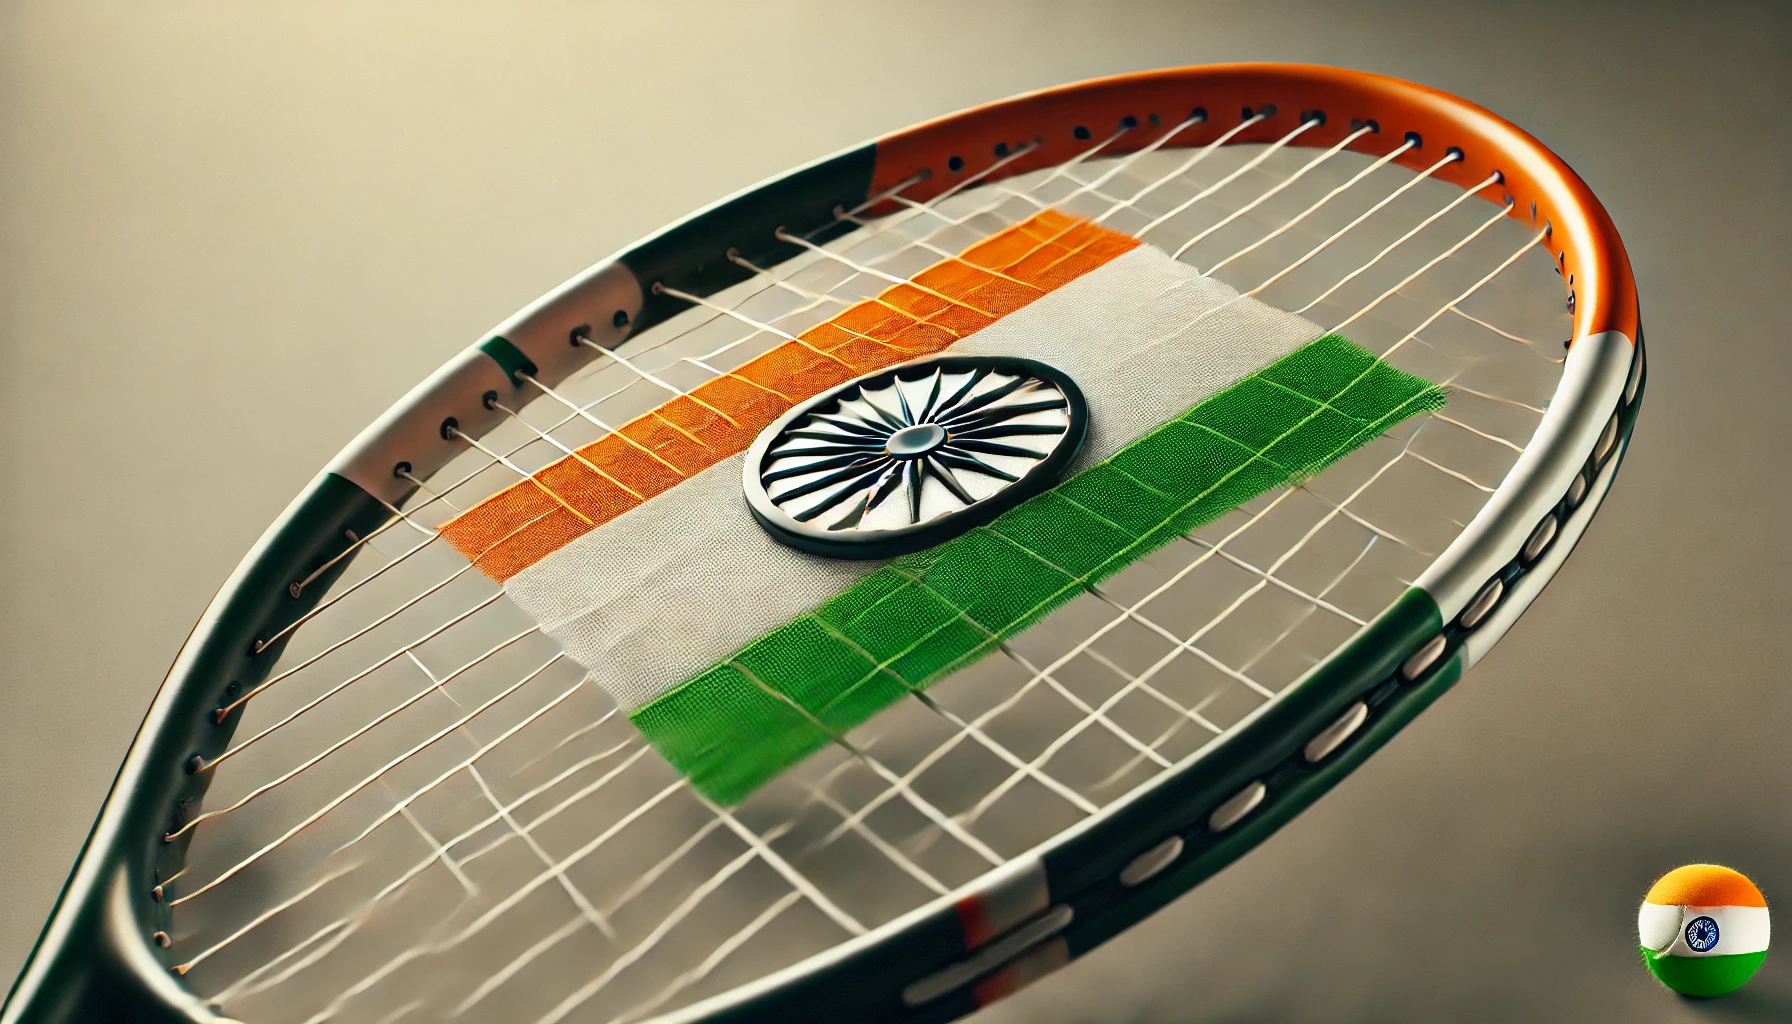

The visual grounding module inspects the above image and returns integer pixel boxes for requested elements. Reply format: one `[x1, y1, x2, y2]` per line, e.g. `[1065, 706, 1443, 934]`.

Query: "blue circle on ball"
[1685, 916, 1720, 953]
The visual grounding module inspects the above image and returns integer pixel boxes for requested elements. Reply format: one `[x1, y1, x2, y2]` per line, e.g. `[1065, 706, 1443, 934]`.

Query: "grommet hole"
[1119, 836, 1184, 887]
[1304, 702, 1369, 764]
[1401, 634, 1447, 681]
[1459, 578, 1504, 630]
[1521, 515, 1559, 565]
[1209, 781, 1265, 832]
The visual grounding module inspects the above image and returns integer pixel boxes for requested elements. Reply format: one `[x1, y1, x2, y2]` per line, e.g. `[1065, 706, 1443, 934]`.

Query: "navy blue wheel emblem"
[1684, 915, 1720, 953]
[743, 355, 1089, 559]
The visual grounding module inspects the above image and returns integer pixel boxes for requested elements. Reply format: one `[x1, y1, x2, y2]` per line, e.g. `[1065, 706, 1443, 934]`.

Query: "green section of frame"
[477, 335, 539, 385]
[620, 142, 877, 335]
[632, 335, 1447, 803]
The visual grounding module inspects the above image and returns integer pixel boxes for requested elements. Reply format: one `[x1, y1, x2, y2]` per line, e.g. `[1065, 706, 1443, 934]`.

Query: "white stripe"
[1640, 903, 1771, 957]
[1637, 901, 1681, 951]
[505, 245, 1321, 711]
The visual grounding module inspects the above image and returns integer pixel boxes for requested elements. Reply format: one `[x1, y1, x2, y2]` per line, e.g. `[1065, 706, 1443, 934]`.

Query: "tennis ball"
[1638, 864, 1769, 997]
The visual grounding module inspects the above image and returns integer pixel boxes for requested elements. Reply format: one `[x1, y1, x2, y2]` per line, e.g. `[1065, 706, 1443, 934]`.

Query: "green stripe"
[1642, 948, 1768, 997]
[633, 334, 1447, 803]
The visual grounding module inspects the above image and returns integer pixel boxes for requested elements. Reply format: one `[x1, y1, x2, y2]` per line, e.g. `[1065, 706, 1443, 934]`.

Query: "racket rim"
[2, 60, 1642, 1024]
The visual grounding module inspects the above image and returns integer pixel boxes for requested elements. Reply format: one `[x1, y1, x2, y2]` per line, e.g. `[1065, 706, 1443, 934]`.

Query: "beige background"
[2, 2, 1789, 1021]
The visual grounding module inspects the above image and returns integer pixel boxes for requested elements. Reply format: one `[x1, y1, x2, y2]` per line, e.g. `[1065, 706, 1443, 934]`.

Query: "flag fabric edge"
[633, 333, 1448, 803]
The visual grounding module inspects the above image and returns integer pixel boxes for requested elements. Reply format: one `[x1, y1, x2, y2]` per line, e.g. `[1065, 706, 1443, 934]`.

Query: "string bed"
[170, 116, 1569, 1024]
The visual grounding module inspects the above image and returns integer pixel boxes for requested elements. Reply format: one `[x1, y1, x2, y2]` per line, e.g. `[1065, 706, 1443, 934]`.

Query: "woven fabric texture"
[632, 334, 1448, 802]
[504, 244, 1321, 711]
[438, 209, 1138, 581]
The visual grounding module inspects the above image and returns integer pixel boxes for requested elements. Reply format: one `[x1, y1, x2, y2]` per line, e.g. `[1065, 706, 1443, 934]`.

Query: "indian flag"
[1639, 864, 1771, 996]
[438, 210, 1447, 803]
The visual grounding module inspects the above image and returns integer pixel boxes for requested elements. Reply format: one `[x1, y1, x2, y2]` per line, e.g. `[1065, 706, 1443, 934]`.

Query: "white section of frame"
[1459, 402, 1630, 667]
[327, 260, 643, 505]
[1414, 330, 1634, 620]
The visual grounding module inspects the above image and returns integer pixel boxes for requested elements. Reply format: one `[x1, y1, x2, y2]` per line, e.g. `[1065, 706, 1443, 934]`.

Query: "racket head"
[2, 63, 1641, 1024]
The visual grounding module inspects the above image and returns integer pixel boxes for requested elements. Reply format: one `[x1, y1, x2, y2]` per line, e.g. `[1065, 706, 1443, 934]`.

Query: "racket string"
[770, 205, 1553, 880]
[174, 133, 1569, 1023]
[220, 272, 1455, 882]
[553, 127, 1092, 398]
[1166, 124, 1376, 260]
[172, 153, 1065, 919]
[1202, 138, 1423, 276]
[220, 313, 1469, 1011]
[262, 393, 637, 652]
[519, 114, 1193, 468]
[165, 616, 542, 853]
[191, 191, 1176, 865]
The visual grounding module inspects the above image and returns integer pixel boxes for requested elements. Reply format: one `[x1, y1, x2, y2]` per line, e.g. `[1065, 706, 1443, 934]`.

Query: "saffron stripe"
[439, 209, 1140, 581]
[501, 246, 1321, 714]
[631, 334, 1448, 803]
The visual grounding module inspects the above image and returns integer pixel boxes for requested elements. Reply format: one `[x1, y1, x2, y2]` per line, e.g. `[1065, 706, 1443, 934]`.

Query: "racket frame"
[1, 64, 1642, 1024]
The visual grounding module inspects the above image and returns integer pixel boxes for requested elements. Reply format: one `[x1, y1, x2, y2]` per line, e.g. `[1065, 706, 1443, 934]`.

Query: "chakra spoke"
[924, 457, 976, 505]
[894, 379, 917, 425]
[952, 422, 1069, 440]
[905, 461, 924, 523]
[946, 375, 1031, 418]
[774, 458, 897, 504]
[936, 451, 1019, 482]
[937, 366, 992, 413]
[858, 393, 908, 430]
[915, 369, 947, 422]
[937, 397, 1070, 431]
[861, 464, 906, 514]
[761, 451, 887, 484]
[773, 440, 889, 457]
[830, 465, 905, 530]
[807, 414, 886, 438]
[781, 429, 868, 444]
[950, 439, 1051, 458]
[794, 463, 898, 522]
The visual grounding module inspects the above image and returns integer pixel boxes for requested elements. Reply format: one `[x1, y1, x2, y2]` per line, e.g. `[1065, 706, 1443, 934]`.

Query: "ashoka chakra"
[743, 355, 1089, 559]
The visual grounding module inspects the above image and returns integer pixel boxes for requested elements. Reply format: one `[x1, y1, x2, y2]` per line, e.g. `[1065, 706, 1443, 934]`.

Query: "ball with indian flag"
[1638, 864, 1769, 997]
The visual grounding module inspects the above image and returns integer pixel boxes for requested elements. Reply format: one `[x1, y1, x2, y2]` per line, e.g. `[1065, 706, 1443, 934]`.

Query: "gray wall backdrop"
[2, 2, 1788, 1021]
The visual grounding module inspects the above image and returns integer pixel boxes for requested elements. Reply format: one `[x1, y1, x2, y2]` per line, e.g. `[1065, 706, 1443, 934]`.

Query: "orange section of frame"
[440, 208, 1140, 581]
[867, 64, 1638, 348]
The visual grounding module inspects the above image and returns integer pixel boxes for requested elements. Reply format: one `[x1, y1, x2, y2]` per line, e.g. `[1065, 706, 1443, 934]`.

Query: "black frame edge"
[3, 472, 389, 1024]
[617, 143, 878, 335]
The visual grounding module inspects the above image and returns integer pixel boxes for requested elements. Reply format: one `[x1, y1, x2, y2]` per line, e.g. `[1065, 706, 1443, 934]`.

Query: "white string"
[1135, 117, 1322, 237]
[1169, 123, 1375, 260]
[215, 591, 516, 772]
[1203, 139, 1422, 276]
[936, 223, 1547, 829]
[1093, 112, 1269, 223]
[467, 760, 621, 941]
[294, 779, 691, 1024]
[892, 196, 1540, 833]
[168, 632, 548, 880]
[523, 841, 773, 1024]
[176, 127, 1567, 1024]
[610, 890, 803, 1024]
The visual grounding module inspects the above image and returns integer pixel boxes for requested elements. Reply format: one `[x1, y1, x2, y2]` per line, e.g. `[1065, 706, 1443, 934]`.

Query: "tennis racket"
[2, 63, 1641, 1024]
